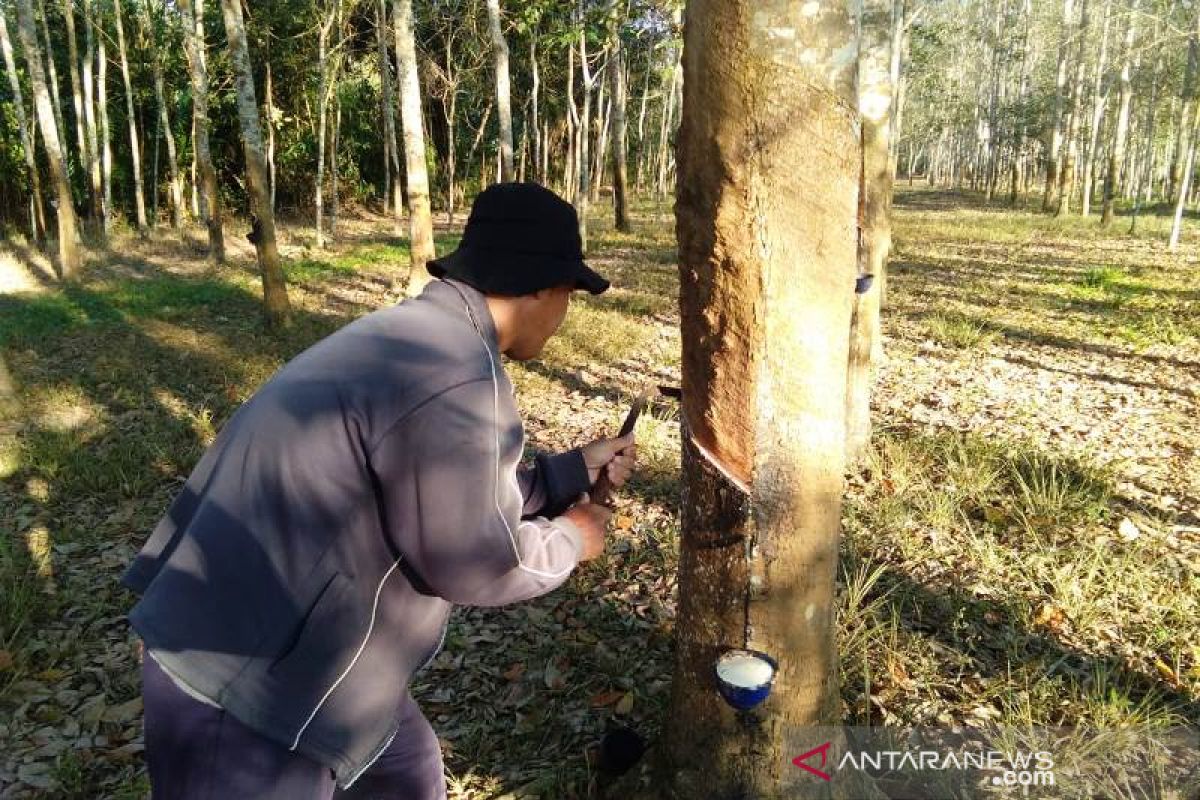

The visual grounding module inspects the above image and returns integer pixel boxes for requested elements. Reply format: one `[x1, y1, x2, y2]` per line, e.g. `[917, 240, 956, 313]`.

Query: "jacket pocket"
[268, 571, 358, 683]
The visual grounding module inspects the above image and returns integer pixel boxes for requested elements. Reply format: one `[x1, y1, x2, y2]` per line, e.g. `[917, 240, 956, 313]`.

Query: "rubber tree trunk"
[315, 4, 333, 249]
[98, 28, 113, 236]
[485, 0, 514, 181]
[606, 0, 630, 231]
[35, 0, 66, 155]
[61, 0, 95, 226]
[660, 0, 859, 796]
[13, 0, 80, 277]
[1080, 0, 1111, 217]
[180, 0, 223, 262]
[1101, 0, 1139, 226]
[1044, 0, 1074, 212]
[0, 9, 47, 242]
[847, 0, 893, 466]
[1056, 0, 1090, 217]
[1129, 40, 1162, 233]
[1169, 5, 1200, 200]
[393, 0, 435, 296]
[113, 0, 147, 231]
[141, 0, 182, 229]
[377, 0, 402, 233]
[576, 17, 592, 253]
[81, 0, 104, 235]
[219, 0, 291, 328]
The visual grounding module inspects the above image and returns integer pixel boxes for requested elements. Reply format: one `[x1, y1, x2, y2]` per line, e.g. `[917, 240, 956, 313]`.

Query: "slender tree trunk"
[656, 37, 680, 199]
[98, 29, 112, 236]
[1169, 110, 1198, 250]
[1102, 0, 1139, 226]
[82, 0, 103, 234]
[1044, 0, 1074, 212]
[565, 42, 577, 197]
[61, 0, 94, 226]
[1170, 5, 1200, 201]
[13, 0, 80, 276]
[591, 73, 608, 204]
[485, 0, 514, 181]
[576, 19, 592, 253]
[1129, 39, 1161, 233]
[315, 8, 331, 249]
[530, 36, 541, 184]
[1056, 0, 1089, 216]
[219, 0, 291, 327]
[36, 0, 66, 154]
[635, 59, 650, 192]
[0, 9, 47, 242]
[662, 0, 859, 795]
[847, 0, 893, 465]
[141, 0, 182, 229]
[180, 0, 222, 262]
[1081, 0, 1111, 216]
[112, 0, 146, 231]
[607, 0, 630, 232]
[266, 61, 276, 212]
[1011, 0, 1033, 206]
[393, 0, 435, 295]
[377, 0, 402, 232]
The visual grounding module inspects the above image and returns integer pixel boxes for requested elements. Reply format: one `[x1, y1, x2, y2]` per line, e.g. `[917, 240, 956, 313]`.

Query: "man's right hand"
[561, 494, 611, 561]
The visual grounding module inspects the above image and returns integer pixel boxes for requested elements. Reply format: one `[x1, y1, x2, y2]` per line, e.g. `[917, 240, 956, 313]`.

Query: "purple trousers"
[141, 655, 447, 800]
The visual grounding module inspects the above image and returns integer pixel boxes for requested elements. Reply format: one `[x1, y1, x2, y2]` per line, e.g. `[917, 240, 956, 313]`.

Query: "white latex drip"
[717, 654, 773, 688]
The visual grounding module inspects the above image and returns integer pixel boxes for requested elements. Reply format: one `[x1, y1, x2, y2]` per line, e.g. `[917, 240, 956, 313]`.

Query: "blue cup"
[714, 649, 777, 711]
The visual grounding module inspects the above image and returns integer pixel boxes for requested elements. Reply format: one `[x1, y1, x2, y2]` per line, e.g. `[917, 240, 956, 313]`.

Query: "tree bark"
[847, 0, 893, 466]
[36, 0, 66, 154]
[393, 0, 435, 295]
[141, 0, 182, 229]
[1080, 0, 1111, 216]
[485, 0, 514, 181]
[1044, 0, 1074, 212]
[0, 9, 47, 242]
[61, 0, 95, 226]
[97, 24, 112, 236]
[13, 0, 80, 276]
[530, 35, 541, 184]
[576, 14, 593, 253]
[180, 0, 223, 262]
[1056, 0, 1089, 216]
[1101, 0, 1139, 226]
[660, 0, 859, 796]
[607, 0, 630, 232]
[82, 0, 104, 235]
[1129, 33, 1161, 233]
[315, 4, 333, 249]
[377, 0, 402, 232]
[1170, 4, 1200, 201]
[219, 0, 291, 327]
[113, 0, 147, 231]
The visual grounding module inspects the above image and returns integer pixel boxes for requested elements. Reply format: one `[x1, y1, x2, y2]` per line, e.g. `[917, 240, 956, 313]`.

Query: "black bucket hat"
[427, 183, 610, 296]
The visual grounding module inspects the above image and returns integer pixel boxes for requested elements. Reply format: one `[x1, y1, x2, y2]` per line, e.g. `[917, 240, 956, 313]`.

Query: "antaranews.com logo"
[784, 726, 1198, 798]
[792, 740, 1056, 788]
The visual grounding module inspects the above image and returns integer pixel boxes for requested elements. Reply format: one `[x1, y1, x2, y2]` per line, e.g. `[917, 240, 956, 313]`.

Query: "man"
[123, 183, 638, 799]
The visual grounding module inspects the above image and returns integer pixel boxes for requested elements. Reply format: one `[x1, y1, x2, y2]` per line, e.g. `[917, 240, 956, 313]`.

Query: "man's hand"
[582, 433, 638, 488]
[561, 494, 611, 560]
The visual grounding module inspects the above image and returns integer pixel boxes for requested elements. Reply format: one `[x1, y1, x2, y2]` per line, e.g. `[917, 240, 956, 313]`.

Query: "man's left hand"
[582, 433, 638, 488]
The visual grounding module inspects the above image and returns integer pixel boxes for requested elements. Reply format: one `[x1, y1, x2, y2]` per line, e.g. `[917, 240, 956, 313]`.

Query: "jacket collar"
[420, 278, 500, 355]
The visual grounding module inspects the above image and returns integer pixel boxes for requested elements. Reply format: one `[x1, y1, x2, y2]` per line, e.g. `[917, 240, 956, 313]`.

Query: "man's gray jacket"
[122, 278, 593, 787]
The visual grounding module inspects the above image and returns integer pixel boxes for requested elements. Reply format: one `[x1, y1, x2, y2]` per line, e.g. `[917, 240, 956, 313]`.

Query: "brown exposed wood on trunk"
[660, 0, 859, 796]
[393, 0, 435, 296]
[13, 0, 80, 277]
[219, 0, 291, 328]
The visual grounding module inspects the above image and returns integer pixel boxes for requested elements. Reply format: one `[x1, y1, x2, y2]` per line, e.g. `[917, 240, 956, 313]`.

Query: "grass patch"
[923, 311, 998, 350]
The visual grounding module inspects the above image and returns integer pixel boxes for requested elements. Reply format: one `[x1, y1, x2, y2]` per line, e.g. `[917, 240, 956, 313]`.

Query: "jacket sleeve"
[369, 378, 583, 607]
[516, 449, 592, 518]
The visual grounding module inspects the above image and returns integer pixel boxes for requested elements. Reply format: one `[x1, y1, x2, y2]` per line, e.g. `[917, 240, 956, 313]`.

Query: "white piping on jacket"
[456, 292, 574, 581]
[289, 558, 403, 750]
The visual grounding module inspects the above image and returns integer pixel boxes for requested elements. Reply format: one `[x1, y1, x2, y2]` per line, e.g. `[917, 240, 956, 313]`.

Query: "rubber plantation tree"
[656, 0, 860, 797]
[0, 7, 47, 243]
[394, 0, 436, 296]
[847, 0, 893, 465]
[10, 0, 80, 278]
[180, 0, 224, 263]
[219, 0, 291, 328]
